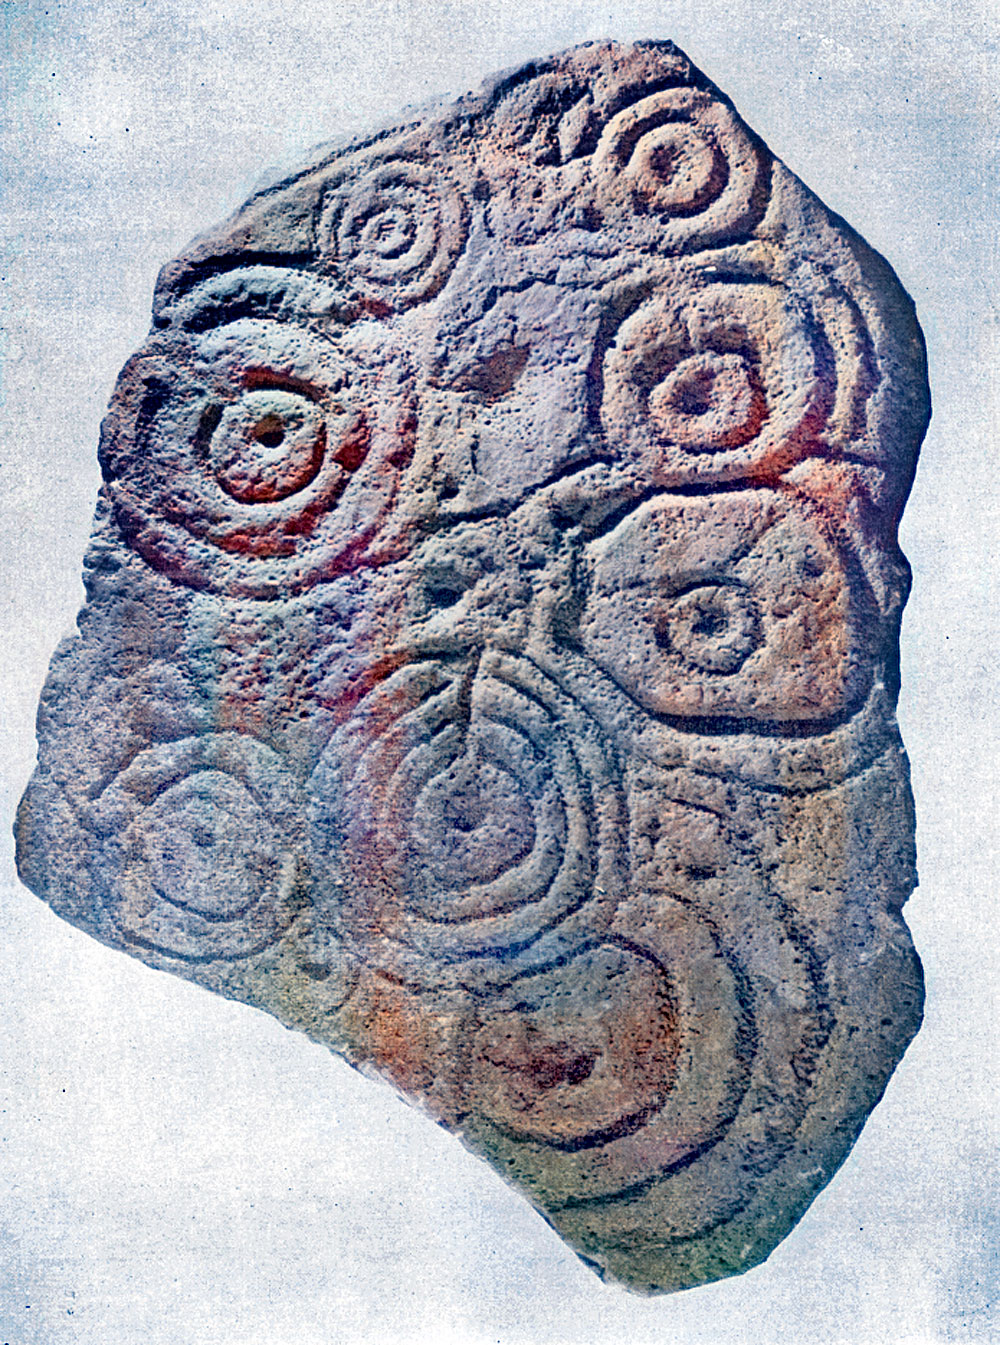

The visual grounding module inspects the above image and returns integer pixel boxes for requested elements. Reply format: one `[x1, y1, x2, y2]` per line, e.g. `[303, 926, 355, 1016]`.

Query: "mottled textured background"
[1, 2, 996, 1343]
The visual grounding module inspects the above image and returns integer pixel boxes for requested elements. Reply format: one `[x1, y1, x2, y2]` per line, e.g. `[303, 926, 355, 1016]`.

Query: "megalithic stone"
[15, 39, 929, 1293]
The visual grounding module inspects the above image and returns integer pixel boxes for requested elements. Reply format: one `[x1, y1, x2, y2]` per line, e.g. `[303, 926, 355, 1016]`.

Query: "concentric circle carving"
[319, 158, 468, 310]
[463, 895, 752, 1199]
[591, 88, 768, 248]
[92, 734, 306, 961]
[209, 387, 327, 503]
[600, 281, 830, 484]
[469, 943, 680, 1148]
[307, 652, 624, 984]
[465, 878, 829, 1220]
[101, 318, 414, 597]
[654, 582, 761, 675]
[580, 490, 866, 723]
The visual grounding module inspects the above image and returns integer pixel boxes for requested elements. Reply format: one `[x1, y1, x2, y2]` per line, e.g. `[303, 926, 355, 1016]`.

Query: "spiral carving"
[468, 942, 682, 1150]
[475, 876, 832, 1238]
[464, 876, 828, 1218]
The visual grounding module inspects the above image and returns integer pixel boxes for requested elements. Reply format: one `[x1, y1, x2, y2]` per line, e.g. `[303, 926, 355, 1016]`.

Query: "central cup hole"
[253, 413, 286, 449]
[442, 792, 485, 833]
[692, 608, 727, 637]
[648, 141, 683, 183]
[671, 368, 716, 416]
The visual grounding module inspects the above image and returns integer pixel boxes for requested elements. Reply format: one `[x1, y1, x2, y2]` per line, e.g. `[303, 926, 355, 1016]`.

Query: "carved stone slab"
[15, 40, 929, 1293]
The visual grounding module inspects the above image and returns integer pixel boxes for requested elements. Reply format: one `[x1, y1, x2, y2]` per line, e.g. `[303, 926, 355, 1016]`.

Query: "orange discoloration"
[470, 948, 680, 1145]
[337, 969, 466, 1121]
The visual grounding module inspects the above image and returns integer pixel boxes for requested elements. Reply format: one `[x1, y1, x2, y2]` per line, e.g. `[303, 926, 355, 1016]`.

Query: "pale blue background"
[1, 2, 996, 1341]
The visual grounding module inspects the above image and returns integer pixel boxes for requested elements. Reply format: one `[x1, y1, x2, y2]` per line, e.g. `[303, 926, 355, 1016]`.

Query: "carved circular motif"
[101, 318, 414, 597]
[627, 120, 721, 213]
[320, 158, 468, 309]
[93, 734, 306, 961]
[464, 893, 754, 1199]
[466, 874, 831, 1220]
[209, 388, 327, 503]
[600, 281, 830, 484]
[469, 943, 680, 1148]
[648, 350, 767, 450]
[581, 490, 863, 723]
[307, 652, 624, 984]
[591, 88, 768, 247]
[655, 583, 761, 675]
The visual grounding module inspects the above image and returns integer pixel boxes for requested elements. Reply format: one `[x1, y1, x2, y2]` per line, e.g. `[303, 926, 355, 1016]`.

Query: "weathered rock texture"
[16, 40, 929, 1293]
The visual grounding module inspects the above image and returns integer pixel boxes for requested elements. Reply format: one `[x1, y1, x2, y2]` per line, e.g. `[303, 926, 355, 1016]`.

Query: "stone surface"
[15, 39, 929, 1293]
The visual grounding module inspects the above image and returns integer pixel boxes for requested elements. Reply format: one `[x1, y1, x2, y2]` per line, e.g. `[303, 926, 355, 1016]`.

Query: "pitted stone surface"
[15, 40, 929, 1293]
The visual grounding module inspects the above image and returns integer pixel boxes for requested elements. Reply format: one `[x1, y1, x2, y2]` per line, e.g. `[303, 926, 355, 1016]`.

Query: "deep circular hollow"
[648, 351, 766, 451]
[209, 388, 326, 505]
[252, 413, 286, 449]
[670, 366, 717, 416]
